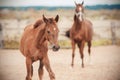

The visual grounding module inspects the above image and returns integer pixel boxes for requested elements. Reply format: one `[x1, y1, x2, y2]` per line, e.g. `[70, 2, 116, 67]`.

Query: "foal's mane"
[35, 27, 46, 49]
[34, 19, 44, 28]
[34, 18, 55, 28]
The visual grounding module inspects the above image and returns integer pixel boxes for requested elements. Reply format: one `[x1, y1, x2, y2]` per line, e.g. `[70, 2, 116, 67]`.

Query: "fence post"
[111, 22, 116, 45]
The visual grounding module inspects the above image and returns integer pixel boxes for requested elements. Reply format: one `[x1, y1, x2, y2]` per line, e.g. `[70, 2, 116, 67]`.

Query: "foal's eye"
[47, 30, 50, 34]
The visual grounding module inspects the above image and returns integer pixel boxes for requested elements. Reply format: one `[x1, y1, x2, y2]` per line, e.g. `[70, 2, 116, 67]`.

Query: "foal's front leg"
[43, 55, 55, 80]
[26, 57, 33, 80]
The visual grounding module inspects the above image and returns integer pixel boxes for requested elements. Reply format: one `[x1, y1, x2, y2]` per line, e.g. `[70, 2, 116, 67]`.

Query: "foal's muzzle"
[52, 45, 60, 51]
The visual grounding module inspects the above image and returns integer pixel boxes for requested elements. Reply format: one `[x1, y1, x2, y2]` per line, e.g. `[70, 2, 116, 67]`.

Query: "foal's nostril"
[52, 45, 60, 51]
[53, 45, 56, 49]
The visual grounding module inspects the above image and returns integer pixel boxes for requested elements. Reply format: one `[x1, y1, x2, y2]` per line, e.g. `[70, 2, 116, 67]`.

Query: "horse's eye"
[47, 30, 50, 34]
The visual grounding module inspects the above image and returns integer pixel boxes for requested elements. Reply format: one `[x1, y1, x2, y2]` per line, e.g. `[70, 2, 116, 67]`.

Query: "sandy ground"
[0, 45, 120, 80]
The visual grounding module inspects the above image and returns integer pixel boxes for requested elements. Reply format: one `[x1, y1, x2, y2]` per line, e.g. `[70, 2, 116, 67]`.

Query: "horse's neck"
[35, 36, 47, 49]
[34, 26, 47, 49]
[74, 18, 83, 31]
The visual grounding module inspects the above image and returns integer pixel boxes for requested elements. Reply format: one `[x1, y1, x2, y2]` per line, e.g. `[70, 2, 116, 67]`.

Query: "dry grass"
[0, 46, 120, 80]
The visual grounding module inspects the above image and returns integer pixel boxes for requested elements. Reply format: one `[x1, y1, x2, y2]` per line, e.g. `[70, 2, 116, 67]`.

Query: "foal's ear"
[43, 15, 48, 23]
[81, 1, 84, 5]
[74, 1, 77, 6]
[55, 15, 59, 22]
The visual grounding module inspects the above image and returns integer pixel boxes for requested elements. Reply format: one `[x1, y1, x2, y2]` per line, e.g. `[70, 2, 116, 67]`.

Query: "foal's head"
[43, 15, 60, 51]
[74, 1, 84, 21]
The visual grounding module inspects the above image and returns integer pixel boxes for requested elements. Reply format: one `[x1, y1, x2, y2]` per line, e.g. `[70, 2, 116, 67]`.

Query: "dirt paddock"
[0, 45, 120, 80]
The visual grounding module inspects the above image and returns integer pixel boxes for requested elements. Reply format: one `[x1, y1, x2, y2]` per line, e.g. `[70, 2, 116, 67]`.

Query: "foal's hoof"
[50, 77, 55, 80]
[50, 73, 55, 80]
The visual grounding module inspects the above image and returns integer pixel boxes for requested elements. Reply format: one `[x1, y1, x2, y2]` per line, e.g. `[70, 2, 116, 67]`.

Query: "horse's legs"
[43, 55, 55, 80]
[38, 59, 44, 80]
[71, 40, 76, 67]
[26, 57, 33, 80]
[88, 41, 92, 63]
[79, 41, 85, 68]
[31, 65, 33, 77]
[88, 41, 91, 56]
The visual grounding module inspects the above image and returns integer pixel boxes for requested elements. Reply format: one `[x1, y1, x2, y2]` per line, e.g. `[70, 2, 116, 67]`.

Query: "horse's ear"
[55, 15, 59, 22]
[43, 15, 48, 23]
[74, 14, 77, 21]
[81, 1, 84, 5]
[74, 1, 77, 6]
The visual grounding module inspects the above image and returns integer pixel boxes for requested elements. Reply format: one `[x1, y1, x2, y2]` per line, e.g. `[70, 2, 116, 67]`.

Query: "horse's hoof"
[71, 63, 74, 67]
[82, 64, 84, 68]
[50, 77, 55, 80]
[26, 77, 32, 80]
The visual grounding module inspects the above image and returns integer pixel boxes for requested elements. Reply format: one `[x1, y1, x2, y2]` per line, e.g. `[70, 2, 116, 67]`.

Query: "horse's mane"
[33, 19, 44, 29]
[35, 27, 46, 49]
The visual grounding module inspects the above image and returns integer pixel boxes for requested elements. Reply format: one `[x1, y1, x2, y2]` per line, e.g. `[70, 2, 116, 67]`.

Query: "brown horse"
[66, 1, 93, 68]
[20, 15, 60, 80]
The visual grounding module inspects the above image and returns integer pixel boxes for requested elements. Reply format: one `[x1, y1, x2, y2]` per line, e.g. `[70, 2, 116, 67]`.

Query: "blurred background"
[0, 0, 120, 49]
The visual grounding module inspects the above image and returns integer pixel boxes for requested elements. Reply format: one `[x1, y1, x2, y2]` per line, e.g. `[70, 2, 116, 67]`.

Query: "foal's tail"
[65, 29, 70, 38]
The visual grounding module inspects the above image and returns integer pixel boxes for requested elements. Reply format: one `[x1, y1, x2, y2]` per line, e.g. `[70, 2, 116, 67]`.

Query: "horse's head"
[74, 1, 84, 21]
[43, 15, 60, 51]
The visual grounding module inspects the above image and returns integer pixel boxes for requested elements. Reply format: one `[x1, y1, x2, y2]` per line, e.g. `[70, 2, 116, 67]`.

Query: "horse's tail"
[65, 29, 70, 38]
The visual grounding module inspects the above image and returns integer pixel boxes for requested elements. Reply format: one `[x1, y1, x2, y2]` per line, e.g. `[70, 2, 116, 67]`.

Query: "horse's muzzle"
[52, 45, 60, 51]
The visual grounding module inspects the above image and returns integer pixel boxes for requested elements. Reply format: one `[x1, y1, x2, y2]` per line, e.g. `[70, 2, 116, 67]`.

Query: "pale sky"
[0, 0, 120, 6]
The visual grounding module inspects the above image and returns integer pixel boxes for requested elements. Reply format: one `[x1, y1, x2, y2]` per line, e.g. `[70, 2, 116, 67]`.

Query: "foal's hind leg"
[71, 40, 76, 67]
[88, 41, 92, 64]
[26, 57, 33, 80]
[38, 59, 44, 80]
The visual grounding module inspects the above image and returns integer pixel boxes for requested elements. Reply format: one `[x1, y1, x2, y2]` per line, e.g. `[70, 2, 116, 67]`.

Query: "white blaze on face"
[75, 11, 83, 21]
[79, 7, 82, 11]
[79, 12, 83, 21]
[78, 7, 83, 21]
